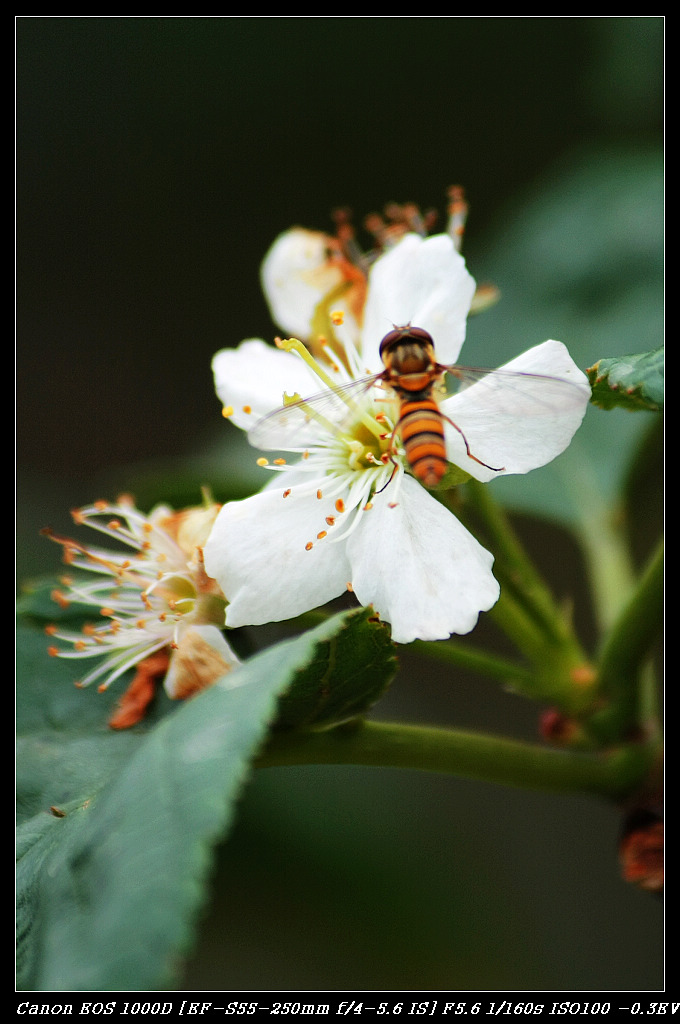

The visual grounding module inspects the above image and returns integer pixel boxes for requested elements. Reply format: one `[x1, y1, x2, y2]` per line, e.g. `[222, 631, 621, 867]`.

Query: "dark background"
[17, 18, 663, 488]
[17, 17, 664, 991]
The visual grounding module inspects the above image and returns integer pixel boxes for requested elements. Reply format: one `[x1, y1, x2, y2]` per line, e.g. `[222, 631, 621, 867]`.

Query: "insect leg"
[440, 413, 506, 473]
[372, 418, 402, 495]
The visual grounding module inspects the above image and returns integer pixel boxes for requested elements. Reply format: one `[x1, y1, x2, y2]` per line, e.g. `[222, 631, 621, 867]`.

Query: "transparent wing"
[247, 372, 387, 451]
[440, 364, 589, 416]
[248, 363, 588, 452]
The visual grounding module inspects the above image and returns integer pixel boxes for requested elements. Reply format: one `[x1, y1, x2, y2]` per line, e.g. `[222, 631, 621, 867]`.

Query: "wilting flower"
[44, 497, 237, 727]
[204, 212, 591, 645]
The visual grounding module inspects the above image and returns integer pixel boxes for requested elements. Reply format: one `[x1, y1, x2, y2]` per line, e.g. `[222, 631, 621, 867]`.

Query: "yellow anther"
[277, 337, 302, 354]
[277, 336, 385, 443]
[222, 405, 234, 418]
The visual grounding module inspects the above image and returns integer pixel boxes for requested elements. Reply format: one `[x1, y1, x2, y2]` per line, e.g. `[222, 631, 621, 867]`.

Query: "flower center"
[274, 334, 402, 482]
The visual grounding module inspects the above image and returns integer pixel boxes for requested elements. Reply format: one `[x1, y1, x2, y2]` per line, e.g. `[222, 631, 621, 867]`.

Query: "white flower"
[204, 231, 590, 644]
[45, 497, 238, 723]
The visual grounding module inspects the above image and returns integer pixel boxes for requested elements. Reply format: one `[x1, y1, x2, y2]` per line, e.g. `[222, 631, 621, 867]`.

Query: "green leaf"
[587, 348, 664, 411]
[273, 608, 396, 729]
[16, 608, 396, 990]
[16, 623, 149, 826]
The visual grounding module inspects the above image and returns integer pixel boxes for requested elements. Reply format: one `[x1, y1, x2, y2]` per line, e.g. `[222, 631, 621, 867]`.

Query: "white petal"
[441, 340, 591, 482]
[346, 475, 499, 643]
[212, 340, 321, 431]
[361, 233, 476, 369]
[260, 228, 361, 342]
[203, 485, 352, 628]
[163, 624, 239, 699]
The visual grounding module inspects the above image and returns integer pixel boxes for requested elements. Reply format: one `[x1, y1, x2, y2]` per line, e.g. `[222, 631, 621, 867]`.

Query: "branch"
[256, 719, 653, 800]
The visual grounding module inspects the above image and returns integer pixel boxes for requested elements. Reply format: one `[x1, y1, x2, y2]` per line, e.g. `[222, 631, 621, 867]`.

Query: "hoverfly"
[247, 325, 586, 489]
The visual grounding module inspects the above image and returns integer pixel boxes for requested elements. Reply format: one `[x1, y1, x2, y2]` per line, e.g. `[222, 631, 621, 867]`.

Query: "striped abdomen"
[397, 397, 448, 488]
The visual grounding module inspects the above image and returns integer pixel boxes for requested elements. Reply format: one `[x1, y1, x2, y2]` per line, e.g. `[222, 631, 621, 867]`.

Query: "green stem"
[589, 539, 664, 743]
[256, 719, 653, 800]
[442, 480, 597, 711]
[487, 585, 558, 666]
[566, 460, 637, 635]
[411, 638, 536, 689]
[457, 479, 582, 649]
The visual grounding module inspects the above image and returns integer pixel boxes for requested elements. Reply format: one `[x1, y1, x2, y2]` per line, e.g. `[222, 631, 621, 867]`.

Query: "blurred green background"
[17, 17, 663, 990]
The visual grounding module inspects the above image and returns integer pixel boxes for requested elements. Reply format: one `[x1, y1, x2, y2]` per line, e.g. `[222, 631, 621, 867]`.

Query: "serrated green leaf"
[273, 608, 397, 729]
[16, 609, 397, 991]
[587, 348, 664, 412]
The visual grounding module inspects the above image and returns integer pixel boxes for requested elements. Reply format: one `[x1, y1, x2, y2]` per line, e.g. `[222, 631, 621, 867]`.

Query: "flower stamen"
[277, 336, 385, 443]
[43, 497, 234, 722]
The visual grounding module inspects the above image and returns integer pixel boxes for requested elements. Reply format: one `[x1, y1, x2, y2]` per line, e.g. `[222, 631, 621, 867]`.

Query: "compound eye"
[378, 328, 404, 357]
[404, 326, 434, 345]
[379, 324, 434, 356]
